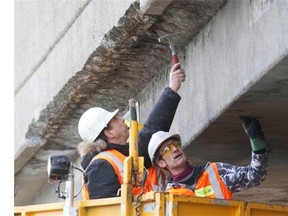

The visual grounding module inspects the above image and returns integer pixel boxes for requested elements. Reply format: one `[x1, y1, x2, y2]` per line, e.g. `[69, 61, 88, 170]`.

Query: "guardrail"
[14, 192, 288, 216]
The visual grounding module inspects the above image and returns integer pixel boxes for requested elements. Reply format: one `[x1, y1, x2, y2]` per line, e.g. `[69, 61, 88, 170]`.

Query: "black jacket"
[78, 87, 181, 199]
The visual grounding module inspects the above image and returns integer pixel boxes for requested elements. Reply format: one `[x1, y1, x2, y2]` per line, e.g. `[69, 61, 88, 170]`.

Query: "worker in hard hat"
[148, 117, 268, 199]
[77, 62, 186, 199]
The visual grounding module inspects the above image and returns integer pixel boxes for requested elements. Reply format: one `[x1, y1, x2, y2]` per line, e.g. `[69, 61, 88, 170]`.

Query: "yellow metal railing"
[245, 202, 288, 216]
[166, 194, 245, 216]
[14, 193, 288, 216]
[14, 202, 65, 216]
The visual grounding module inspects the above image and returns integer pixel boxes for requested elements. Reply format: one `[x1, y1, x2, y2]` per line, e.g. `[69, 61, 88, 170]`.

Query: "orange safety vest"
[82, 149, 165, 200]
[167, 163, 232, 199]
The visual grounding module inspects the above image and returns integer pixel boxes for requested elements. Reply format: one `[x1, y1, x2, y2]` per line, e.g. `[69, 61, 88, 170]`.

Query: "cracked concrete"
[14, 0, 288, 206]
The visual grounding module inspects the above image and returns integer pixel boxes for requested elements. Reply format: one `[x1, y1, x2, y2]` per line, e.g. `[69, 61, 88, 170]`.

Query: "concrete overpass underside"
[14, 0, 288, 206]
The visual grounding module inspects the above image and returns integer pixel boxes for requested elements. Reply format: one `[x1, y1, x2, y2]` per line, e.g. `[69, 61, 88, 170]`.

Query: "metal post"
[129, 98, 139, 169]
[63, 166, 77, 216]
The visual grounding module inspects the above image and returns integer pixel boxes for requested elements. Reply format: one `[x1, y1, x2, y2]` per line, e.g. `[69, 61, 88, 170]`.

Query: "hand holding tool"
[158, 32, 182, 67]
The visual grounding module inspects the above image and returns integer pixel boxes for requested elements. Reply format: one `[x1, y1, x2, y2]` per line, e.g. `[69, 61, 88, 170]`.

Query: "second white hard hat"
[78, 107, 119, 142]
[148, 131, 181, 165]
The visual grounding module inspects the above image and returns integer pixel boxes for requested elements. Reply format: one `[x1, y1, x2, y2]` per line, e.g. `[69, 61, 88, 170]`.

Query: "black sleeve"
[85, 159, 121, 199]
[139, 87, 181, 168]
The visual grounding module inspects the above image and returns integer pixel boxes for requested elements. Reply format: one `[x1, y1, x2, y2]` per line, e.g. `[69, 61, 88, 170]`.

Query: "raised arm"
[217, 117, 268, 192]
[139, 63, 186, 168]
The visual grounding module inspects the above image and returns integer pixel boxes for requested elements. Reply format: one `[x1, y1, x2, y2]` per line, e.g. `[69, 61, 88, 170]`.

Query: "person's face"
[105, 116, 129, 144]
[156, 139, 187, 171]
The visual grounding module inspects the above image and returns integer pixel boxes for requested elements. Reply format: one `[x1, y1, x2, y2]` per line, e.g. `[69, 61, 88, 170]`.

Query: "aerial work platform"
[14, 192, 288, 216]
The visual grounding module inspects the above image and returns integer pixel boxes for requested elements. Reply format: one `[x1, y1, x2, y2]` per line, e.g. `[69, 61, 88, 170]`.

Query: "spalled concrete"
[14, 0, 288, 206]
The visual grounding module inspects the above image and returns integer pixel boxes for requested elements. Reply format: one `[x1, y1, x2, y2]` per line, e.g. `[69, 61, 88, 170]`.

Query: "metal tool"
[158, 32, 183, 67]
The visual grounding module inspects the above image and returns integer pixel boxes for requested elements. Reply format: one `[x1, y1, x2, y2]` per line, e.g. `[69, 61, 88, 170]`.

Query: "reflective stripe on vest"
[147, 166, 165, 192]
[82, 149, 163, 199]
[97, 150, 125, 184]
[82, 149, 125, 200]
[206, 163, 223, 198]
[156, 167, 166, 191]
[167, 163, 232, 199]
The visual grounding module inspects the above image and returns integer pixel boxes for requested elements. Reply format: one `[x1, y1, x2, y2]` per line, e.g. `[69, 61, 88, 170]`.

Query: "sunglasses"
[160, 141, 182, 158]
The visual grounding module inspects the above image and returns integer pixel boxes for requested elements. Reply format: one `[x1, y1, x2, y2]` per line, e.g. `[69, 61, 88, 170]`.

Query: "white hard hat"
[78, 107, 119, 142]
[148, 131, 181, 165]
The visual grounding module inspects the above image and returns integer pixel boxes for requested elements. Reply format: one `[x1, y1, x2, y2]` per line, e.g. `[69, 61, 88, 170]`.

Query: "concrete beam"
[15, 0, 288, 206]
[140, 0, 173, 15]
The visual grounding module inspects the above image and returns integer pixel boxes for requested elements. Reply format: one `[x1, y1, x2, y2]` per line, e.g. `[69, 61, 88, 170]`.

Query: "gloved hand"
[240, 116, 267, 152]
